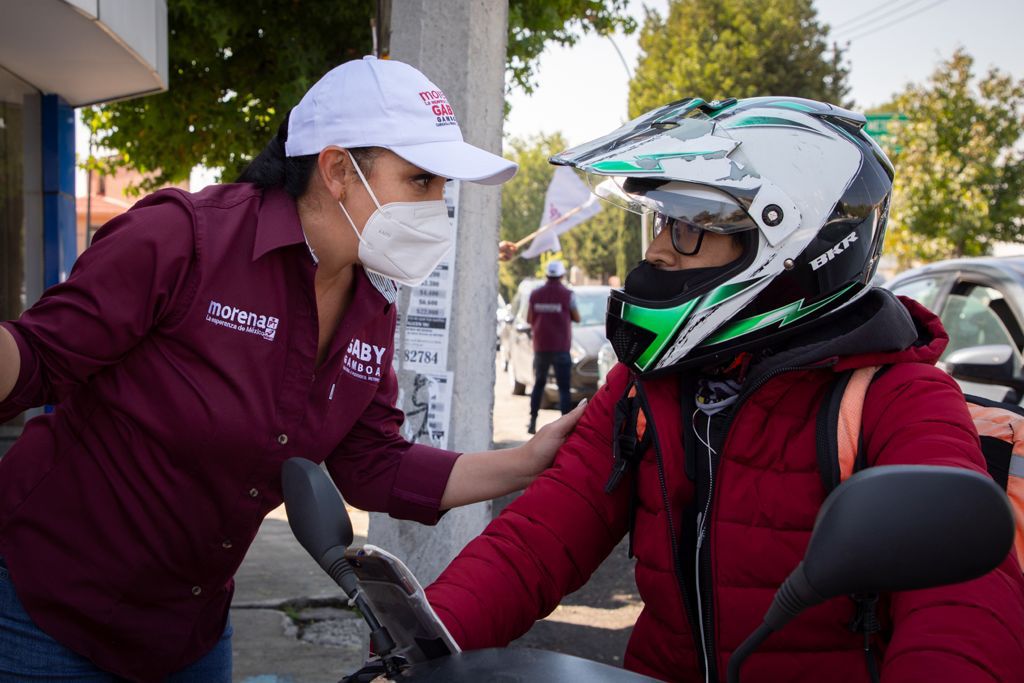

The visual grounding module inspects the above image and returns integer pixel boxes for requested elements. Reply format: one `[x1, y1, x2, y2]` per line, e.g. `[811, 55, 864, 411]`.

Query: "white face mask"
[337, 151, 452, 287]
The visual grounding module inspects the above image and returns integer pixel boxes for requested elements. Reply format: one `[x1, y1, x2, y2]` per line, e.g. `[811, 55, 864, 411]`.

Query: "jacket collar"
[742, 288, 946, 384]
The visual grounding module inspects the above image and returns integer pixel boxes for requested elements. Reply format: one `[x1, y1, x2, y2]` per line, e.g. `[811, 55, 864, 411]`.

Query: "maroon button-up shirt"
[0, 184, 459, 681]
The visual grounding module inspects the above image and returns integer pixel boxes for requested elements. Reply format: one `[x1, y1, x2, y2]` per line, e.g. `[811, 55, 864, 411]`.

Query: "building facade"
[1, 0, 168, 450]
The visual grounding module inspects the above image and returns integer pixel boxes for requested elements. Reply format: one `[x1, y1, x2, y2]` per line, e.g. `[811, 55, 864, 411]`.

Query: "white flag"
[520, 166, 602, 259]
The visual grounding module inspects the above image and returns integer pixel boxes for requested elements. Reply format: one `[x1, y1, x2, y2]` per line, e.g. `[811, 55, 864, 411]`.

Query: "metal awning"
[0, 0, 168, 106]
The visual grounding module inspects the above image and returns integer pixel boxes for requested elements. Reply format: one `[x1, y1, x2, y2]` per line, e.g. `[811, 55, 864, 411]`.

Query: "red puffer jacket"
[427, 292, 1024, 682]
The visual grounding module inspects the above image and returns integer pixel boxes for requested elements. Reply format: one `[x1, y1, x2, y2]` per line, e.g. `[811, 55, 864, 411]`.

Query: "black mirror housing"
[946, 344, 1024, 394]
[281, 457, 354, 564]
[729, 465, 1015, 683]
[803, 465, 1013, 597]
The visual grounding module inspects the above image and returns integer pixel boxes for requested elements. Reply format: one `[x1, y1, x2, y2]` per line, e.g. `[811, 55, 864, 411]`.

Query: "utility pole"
[368, 0, 508, 586]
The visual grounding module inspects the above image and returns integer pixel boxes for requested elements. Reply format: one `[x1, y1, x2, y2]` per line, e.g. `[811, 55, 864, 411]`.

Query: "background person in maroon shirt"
[526, 260, 580, 434]
[0, 57, 583, 683]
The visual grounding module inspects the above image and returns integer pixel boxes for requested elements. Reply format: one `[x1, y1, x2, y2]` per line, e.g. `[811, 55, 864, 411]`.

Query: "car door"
[511, 289, 534, 387]
[933, 279, 1024, 402]
[887, 272, 952, 316]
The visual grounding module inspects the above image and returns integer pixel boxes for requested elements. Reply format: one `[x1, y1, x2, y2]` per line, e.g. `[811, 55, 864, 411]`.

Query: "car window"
[889, 276, 943, 313]
[515, 294, 529, 323]
[574, 290, 610, 326]
[939, 285, 1022, 361]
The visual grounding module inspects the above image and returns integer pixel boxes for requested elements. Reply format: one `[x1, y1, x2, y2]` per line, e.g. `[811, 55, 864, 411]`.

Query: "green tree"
[629, 0, 849, 118]
[82, 0, 635, 191]
[498, 134, 566, 299]
[498, 134, 638, 299]
[883, 49, 1024, 267]
[559, 208, 619, 282]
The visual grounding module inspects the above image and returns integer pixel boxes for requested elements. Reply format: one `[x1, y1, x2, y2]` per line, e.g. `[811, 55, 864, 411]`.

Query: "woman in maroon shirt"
[0, 57, 582, 682]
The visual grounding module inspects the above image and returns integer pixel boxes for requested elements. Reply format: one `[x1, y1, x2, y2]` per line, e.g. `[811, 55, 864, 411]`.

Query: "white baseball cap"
[546, 260, 567, 278]
[285, 56, 517, 185]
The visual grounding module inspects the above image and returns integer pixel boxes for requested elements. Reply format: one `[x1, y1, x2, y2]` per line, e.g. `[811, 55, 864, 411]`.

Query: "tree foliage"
[882, 49, 1024, 267]
[498, 134, 639, 299]
[499, 134, 565, 299]
[507, 0, 635, 95]
[629, 0, 849, 118]
[82, 0, 634, 191]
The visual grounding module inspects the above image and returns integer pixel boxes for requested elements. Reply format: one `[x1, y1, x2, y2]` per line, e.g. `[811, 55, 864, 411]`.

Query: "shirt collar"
[252, 187, 307, 261]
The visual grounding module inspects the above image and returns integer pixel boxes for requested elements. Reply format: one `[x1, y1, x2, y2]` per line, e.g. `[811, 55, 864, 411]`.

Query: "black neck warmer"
[623, 261, 725, 301]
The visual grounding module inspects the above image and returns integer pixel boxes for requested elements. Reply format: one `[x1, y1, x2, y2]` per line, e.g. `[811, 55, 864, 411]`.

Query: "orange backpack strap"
[967, 399, 1024, 570]
[1009, 459, 1024, 570]
[816, 366, 882, 493]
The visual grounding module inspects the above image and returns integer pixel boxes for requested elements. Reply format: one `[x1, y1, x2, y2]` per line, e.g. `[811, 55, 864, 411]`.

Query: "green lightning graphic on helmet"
[703, 285, 855, 346]
[619, 277, 768, 371]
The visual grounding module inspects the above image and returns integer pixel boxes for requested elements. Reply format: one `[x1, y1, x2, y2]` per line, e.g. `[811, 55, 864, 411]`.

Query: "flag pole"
[512, 199, 593, 249]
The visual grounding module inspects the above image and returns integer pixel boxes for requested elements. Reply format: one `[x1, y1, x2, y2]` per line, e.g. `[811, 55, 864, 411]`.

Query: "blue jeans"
[531, 350, 573, 417]
[0, 557, 233, 682]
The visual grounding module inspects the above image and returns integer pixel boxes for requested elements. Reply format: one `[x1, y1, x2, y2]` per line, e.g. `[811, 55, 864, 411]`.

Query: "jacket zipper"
[694, 406, 717, 683]
[691, 360, 836, 682]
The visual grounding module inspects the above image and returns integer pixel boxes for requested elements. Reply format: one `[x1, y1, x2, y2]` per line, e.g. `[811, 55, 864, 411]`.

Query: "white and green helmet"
[551, 96, 895, 376]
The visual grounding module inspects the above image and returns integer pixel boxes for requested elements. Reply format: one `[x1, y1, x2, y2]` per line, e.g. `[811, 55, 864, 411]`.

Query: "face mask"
[623, 261, 724, 301]
[337, 151, 452, 287]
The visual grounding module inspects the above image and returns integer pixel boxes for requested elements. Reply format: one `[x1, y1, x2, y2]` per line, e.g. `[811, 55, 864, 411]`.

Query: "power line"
[844, 0, 950, 42]
[831, 0, 923, 33]
[833, 0, 932, 38]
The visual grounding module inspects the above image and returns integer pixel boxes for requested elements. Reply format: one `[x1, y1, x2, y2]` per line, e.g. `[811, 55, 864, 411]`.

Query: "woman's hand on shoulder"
[522, 398, 588, 477]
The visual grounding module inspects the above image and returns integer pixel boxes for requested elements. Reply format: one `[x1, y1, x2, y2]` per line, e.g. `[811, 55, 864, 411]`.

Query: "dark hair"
[237, 111, 382, 198]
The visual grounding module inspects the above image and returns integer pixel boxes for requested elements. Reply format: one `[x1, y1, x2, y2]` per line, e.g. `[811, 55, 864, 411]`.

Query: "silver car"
[501, 282, 611, 406]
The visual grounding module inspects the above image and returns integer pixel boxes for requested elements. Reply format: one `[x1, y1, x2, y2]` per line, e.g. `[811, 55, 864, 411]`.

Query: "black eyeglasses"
[652, 213, 707, 255]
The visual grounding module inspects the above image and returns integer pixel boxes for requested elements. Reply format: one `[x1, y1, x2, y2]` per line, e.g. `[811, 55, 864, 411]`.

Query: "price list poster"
[393, 182, 460, 449]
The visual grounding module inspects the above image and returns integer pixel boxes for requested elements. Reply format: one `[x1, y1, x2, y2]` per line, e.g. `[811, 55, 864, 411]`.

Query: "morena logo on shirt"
[342, 338, 388, 383]
[205, 300, 279, 341]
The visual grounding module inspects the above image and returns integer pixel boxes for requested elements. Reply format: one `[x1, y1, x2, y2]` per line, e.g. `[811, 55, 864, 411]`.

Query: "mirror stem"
[763, 562, 824, 630]
[323, 547, 401, 676]
[728, 563, 825, 683]
[726, 622, 774, 683]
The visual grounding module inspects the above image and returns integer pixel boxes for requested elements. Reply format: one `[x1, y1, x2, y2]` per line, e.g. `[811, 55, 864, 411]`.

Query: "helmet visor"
[592, 175, 758, 254]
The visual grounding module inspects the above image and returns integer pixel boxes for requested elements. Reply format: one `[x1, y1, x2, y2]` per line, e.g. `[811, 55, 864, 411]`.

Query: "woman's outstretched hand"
[439, 399, 588, 510]
[521, 398, 588, 478]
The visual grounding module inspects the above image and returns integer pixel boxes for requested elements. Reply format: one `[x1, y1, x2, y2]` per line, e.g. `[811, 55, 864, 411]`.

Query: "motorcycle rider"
[426, 97, 1024, 682]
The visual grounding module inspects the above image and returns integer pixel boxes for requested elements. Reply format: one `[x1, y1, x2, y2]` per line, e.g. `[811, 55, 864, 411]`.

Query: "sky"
[504, 0, 1024, 146]
[77, 0, 1024, 193]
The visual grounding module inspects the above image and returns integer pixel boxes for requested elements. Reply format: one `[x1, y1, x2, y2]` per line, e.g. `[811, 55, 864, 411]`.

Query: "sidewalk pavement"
[230, 363, 641, 682]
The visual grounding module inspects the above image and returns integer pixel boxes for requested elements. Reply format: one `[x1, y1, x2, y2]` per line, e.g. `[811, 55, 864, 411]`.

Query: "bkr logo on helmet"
[550, 96, 894, 376]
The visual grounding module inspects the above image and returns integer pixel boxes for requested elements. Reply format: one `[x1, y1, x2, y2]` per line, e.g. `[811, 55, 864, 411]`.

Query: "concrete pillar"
[368, 1, 508, 586]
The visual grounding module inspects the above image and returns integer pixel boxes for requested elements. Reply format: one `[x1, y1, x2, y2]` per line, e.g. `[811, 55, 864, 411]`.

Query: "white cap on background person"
[546, 260, 567, 278]
[285, 56, 517, 185]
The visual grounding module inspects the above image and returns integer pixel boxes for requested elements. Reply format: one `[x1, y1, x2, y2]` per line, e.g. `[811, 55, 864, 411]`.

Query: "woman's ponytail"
[237, 112, 317, 198]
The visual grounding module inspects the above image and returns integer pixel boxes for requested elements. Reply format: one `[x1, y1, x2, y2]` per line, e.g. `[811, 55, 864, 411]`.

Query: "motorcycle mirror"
[281, 457, 356, 593]
[802, 465, 1012, 597]
[728, 465, 1014, 683]
[281, 458, 401, 666]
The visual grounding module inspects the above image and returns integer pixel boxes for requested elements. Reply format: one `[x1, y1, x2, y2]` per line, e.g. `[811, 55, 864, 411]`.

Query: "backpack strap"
[605, 377, 651, 560]
[816, 365, 882, 493]
[965, 395, 1024, 570]
[837, 366, 881, 483]
[815, 364, 885, 683]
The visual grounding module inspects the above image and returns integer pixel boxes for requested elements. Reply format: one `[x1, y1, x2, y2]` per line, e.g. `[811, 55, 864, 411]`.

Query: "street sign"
[864, 113, 908, 147]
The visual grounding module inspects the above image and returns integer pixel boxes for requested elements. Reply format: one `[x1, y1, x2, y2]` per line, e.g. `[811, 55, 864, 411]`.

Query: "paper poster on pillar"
[397, 371, 454, 450]
[394, 180, 459, 374]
